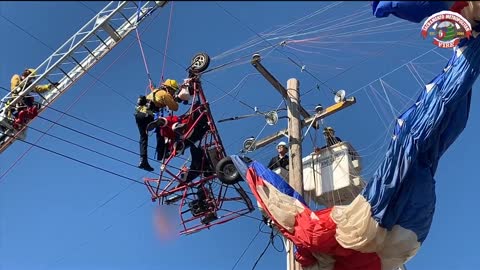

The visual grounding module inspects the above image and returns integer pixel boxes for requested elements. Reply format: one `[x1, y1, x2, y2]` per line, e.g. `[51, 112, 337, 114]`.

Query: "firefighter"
[134, 79, 179, 171]
[10, 68, 59, 128]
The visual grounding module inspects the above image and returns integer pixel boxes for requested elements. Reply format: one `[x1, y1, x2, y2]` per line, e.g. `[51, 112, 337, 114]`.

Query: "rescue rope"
[159, 1, 174, 84]
[135, 1, 155, 93]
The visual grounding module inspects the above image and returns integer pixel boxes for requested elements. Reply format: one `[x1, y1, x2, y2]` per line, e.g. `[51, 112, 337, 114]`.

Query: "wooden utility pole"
[249, 53, 356, 270]
[286, 78, 304, 196]
[286, 78, 303, 270]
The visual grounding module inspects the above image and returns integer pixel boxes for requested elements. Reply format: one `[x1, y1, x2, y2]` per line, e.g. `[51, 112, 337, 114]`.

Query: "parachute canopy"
[232, 25, 480, 270]
[372, 1, 458, 23]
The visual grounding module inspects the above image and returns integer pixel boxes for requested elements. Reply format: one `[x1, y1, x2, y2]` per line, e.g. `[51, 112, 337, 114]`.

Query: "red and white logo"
[421, 11, 472, 48]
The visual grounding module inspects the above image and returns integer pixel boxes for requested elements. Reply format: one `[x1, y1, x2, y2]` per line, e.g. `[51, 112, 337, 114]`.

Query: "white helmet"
[277, 141, 288, 148]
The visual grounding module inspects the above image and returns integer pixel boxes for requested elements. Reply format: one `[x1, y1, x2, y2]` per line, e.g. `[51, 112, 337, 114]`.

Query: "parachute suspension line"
[379, 79, 400, 121]
[202, 43, 279, 76]
[159, 1, 174, 84]
[134, 1, 154, 93]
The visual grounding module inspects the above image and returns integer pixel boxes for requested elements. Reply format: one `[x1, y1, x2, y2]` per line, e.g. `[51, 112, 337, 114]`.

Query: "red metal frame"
[144, 75, 254, 235]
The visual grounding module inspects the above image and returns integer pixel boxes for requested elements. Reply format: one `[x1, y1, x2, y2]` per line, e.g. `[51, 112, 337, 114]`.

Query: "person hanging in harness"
[135, 78, 179, 172]
[9, 68, 59, 129]
[268, 141, 289, 170]
[149, 79, 210, 183]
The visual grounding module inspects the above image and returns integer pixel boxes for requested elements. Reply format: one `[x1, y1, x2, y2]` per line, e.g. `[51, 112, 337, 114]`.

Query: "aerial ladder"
[0, 1, 169, 153]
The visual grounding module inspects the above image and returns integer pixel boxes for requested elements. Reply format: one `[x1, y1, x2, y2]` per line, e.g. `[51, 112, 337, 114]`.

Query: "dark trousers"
[185, 142, 203, 182]
[183, 114, 210, 182]
[135, 112, 154, 159]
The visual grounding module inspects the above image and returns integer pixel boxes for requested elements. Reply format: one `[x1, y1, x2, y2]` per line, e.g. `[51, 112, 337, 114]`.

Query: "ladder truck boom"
[0, 1, 169, 153]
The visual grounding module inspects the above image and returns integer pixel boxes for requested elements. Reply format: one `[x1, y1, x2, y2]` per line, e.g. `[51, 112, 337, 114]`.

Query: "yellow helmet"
[22, 68, 36, 77]
[162, 79, 179, 91]
[27, 68, 36, 76]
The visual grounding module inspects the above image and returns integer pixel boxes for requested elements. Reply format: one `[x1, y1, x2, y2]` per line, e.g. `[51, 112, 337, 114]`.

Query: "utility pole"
[286, 78, 304, 198]
[286, 78, 303, 270]
[249, 54, 356, 270]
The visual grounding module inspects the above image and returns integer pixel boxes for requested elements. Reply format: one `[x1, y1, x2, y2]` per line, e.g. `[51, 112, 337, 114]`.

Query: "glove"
[51, 82, 60, 87]
[137, 95, 147, 106]
[174, 95, 188, 105]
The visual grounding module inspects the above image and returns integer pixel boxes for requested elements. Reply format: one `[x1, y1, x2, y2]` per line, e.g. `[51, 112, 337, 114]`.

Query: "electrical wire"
[0, 86, 213, 176]
[251, 230, 274, 270]
[0, 5, 162, 181]
[230, 224, 263, 270]
[26, 124, 141, 169]
[0, 131, 144, 185]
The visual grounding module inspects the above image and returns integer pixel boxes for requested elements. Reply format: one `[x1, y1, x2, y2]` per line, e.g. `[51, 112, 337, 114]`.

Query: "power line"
[0, 86, 189, 169]
[34, 113, 213, 173]
[0, 13, 136, 105]
[231, 223, 262, 270]
[0, 84, 156, 166]
[37, 115, 147, 158]
[0, 6, 163, 180]
[37, 103, 153, 149]
[0, 14, 54, 50]
[0, 132, 144, 185]
[252, 230, 274, 270]
[27, 124, 141, 169]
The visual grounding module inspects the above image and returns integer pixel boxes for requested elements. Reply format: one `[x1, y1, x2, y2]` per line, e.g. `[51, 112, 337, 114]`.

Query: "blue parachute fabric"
[231, 155, 250, 181]
[361, 36, 480, 243]
[372, 1, 455, 23]
[230, 155, 308, 206]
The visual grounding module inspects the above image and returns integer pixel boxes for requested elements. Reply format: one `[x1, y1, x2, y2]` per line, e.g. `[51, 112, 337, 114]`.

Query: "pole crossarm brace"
[251, 54, 314, 124]
[246, 97, 356, 151]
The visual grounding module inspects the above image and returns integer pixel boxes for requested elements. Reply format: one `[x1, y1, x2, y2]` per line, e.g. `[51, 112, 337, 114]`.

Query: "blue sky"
[0, 1, 478, 270]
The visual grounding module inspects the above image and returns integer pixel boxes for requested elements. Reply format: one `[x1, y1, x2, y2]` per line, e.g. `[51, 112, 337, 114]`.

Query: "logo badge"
[421, 11, 472, 48]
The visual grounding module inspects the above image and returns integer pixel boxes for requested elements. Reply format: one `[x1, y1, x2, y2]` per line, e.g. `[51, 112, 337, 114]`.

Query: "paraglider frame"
[144, 53, 255, 235]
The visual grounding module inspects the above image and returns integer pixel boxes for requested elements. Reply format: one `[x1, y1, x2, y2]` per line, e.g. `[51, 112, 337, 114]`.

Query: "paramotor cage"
[144, 73, 254, 235]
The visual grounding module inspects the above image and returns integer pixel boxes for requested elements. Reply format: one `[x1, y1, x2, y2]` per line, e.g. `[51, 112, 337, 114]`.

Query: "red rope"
[0, 10, 162, 183]
[159, 1, 174, 84]
[135, 27, 154, 94]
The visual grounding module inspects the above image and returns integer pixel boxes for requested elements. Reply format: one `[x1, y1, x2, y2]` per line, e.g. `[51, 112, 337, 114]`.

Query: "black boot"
[147, 117, 167, 132]
[138, 156, 154, 172]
